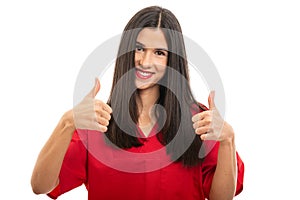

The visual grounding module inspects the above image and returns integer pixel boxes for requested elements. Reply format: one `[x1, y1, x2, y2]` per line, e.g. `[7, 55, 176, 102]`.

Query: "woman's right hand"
[31, 78, 111, 194]
[73, 78, 112, 132]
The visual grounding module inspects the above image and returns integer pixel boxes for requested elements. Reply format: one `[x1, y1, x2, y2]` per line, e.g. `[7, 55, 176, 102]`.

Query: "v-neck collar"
[137, 122, 159, 138]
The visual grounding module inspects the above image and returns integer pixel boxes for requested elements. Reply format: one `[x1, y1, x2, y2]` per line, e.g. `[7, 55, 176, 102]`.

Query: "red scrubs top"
[48, 124, 244, 200]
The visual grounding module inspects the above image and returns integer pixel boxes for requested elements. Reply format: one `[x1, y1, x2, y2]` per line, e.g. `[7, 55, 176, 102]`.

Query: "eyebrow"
[136, 41, 168, 52]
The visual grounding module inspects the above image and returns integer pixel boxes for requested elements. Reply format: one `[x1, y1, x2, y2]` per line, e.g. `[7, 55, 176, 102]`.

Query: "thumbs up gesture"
[191, 91, 234, 143]
[73, 78, 112, 132]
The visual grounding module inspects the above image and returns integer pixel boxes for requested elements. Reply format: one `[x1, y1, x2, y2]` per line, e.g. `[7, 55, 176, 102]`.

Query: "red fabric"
[48, 126, 244, 200]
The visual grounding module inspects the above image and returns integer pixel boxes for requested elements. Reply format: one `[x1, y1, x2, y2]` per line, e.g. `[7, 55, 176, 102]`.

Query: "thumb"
[208, 90, 216, 109]
[88, 78, 101, 98]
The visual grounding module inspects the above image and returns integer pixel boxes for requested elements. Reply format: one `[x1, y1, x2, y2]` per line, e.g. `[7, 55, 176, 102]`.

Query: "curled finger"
[192, 110, 211, 123]
[195, 126, 212, 135]
[200, 132, 218, 141]
[96, 114, 110, 126]
[193, 118, 211, 129]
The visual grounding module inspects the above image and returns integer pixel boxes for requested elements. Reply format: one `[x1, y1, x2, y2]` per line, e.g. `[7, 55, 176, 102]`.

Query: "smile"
[135, 69, 154, 80]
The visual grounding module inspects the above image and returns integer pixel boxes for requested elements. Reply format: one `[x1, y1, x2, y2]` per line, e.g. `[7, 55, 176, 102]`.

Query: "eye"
[155, 50, 167, 56]
[135, 45, 144, 52]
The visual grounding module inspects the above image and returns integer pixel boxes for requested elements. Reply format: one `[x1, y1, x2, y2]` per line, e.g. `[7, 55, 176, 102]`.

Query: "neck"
[136, 85, 159, 126]
[137, 85, 159, 111]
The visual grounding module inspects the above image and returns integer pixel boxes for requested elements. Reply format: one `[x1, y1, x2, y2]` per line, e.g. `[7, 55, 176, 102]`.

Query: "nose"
[139, 50, 153, 68]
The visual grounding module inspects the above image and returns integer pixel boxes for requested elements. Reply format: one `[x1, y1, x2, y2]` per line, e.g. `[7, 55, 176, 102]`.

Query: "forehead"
[136, 28, 168, 49]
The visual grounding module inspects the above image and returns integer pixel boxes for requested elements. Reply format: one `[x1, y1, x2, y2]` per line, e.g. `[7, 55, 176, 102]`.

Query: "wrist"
[220, 137, 235, 147]
[220, 122, 235, 146]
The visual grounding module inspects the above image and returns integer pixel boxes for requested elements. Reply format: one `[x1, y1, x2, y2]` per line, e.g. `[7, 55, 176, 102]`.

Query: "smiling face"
[134, 28, 168, 90]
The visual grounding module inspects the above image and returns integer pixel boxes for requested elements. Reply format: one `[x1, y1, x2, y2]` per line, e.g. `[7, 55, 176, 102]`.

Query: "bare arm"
[209, 126, 237, 200]
[192, 91, 238, 199]
[31, 110, 75, 194]
[31, 78, 112, 194]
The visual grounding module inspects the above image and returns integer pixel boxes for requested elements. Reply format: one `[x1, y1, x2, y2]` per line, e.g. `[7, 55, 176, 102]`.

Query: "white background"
[1, 0, 299, 199]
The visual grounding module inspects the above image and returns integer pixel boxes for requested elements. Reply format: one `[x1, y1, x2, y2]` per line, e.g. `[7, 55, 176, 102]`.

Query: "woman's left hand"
[191, 91, 234, 143]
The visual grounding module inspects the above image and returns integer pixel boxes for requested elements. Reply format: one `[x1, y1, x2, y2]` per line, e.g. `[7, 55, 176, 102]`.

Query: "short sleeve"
[201, 141, 244, 198]
[47, 130, 88, 199]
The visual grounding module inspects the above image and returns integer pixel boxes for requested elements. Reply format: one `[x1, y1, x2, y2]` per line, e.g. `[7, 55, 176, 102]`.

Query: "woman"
[31, 6, 244, 200]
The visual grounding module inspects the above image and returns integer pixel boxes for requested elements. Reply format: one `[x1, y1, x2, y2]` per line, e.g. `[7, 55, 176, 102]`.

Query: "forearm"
[209, 137, 237, 200]
[31, 110, 75, 194]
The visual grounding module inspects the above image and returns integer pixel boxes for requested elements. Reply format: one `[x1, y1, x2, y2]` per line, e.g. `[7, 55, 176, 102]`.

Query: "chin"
[135, 80, 157, 90]
[136, 84, 154, 90]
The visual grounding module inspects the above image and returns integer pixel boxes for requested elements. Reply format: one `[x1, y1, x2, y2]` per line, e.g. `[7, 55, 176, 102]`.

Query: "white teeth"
[141, 72, 150, 76]
[139, 71, 151, 76]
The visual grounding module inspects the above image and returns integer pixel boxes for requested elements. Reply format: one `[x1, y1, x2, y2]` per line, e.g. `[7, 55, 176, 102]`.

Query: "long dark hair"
[105, 6, 206, 166]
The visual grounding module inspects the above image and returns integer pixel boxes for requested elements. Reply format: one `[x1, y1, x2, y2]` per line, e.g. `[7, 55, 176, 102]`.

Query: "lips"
[135, 69, 154, 80]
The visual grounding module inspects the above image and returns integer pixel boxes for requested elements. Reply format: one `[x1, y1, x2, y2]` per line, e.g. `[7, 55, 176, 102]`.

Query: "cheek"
[157, 60, 167, 73]
[161, 57, 168, 66]
[134, 53, 141, 66]
[157, 66, 167, 78]
[155, 57, 167, 70]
